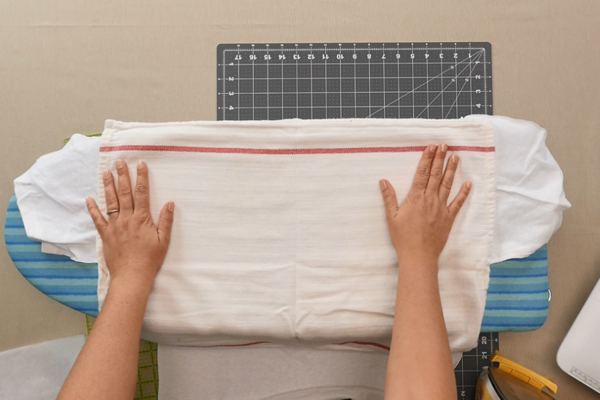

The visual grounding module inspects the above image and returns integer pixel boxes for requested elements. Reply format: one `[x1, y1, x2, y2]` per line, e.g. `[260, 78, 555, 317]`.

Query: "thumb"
[157, 201, 175, 246]
[379, 179, 399, 218]
[86, 197, 108, 237]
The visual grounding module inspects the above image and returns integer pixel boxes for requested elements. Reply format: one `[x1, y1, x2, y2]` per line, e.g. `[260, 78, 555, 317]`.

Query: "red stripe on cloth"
[100, 145, 494, 154]
[334, 341, 391, 351]
[180, 341, 272, 348]
[171, 340, 390, 350]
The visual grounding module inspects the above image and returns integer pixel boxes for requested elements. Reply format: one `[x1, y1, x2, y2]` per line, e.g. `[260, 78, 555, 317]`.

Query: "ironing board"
[5, 194, 550, 331]
[4, 194, 550, 400]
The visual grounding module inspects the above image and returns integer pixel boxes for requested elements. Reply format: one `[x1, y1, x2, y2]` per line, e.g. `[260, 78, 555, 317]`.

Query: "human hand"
[86, 160, 175, 289]
[379, 144, 471, 266]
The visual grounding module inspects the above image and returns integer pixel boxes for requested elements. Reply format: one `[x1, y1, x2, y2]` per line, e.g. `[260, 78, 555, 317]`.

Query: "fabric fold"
[13, 134, 99, 263]
[11, 116, 572, 356]
[466, 115, 571, 262]
[96, 118, 495, 359]
[13, 116, 570, 266]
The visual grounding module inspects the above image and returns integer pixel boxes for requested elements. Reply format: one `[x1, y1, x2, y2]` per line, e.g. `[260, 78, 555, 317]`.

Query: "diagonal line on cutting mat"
[444, 51, 484, 119]
[414, 51, 483, 119]
[366, 49, 484, 118]
[414, 80, 455, 119]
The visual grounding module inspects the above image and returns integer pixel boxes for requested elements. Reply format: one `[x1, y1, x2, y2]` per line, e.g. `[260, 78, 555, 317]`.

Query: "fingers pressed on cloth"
[157, 202, 175, 246]
[103, 170, 120, 222]
[426, 144, 448, 195]
[134, 161, 151, 215]
[410, 145, 436, 194]
[448, 181, 472, 218]
[379, 179, 399, 217]
[439, 154, 459, 204]
[116, 159, 134, 217]
[86, 197, 107, 236]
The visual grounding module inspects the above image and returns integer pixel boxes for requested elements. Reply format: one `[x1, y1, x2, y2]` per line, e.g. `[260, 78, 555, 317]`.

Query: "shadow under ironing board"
[4, 194, 549, 331]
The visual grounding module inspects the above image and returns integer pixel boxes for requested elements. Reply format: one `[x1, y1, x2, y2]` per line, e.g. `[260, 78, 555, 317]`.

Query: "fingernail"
[103, 170, 110, 179]
[466, 181, 472, 189]
[168, 202, 175, 212]
[430, 145, 436, 153]
[442, 144, 448, 152]
[138, 160, 143, 168]
[117, 159, 124, 169]
[451, 155, 458, 163]
[85, 197, 92, 206]
[379, 180, 387, 190]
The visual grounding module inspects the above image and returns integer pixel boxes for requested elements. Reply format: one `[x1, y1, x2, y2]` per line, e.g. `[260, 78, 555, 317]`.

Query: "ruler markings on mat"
[217, 42, 495, 400]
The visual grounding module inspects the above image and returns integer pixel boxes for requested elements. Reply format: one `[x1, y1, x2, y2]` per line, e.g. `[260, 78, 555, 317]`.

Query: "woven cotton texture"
[95, 118, 495, 357]
[4, 194, 551, 333]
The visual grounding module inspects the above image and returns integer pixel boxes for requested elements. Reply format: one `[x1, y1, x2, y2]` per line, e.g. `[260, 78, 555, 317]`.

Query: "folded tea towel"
[13, 116, 569, 266]
[92, 117, 495, 362]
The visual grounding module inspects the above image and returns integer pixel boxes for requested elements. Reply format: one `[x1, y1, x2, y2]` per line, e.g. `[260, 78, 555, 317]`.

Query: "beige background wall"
[1, 1, 599, 398]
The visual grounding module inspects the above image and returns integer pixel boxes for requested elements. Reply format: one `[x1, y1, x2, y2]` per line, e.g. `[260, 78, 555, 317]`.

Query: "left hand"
[86, 159, 175, 288]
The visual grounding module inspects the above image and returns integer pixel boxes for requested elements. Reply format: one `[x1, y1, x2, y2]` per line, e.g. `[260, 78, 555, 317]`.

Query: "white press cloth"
[13, 116, 570, 266]
[0, 335, 85, 400]
[94, 117, 496, 361]
[157, 343, 390, 400]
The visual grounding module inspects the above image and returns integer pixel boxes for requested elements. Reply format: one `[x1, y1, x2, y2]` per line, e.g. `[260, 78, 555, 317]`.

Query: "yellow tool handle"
[491, 351, 558, 394]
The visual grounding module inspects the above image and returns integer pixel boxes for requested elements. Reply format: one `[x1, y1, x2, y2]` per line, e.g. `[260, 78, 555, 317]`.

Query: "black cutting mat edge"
[217, 42, 492, 121]
[216, 42, 495, 400]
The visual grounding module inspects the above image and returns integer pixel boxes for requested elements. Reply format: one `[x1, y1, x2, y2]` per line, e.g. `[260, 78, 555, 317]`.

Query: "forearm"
[384, 255, 457, 400]
[57, 278, 151, 400]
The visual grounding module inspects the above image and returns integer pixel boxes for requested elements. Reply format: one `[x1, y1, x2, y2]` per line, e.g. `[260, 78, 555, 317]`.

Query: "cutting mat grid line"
[218, 43, 492, 121]
[217, 42, 495, 400]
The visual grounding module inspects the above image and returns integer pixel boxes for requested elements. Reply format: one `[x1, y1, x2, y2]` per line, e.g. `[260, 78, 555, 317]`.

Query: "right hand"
[379, 144, 471, 265]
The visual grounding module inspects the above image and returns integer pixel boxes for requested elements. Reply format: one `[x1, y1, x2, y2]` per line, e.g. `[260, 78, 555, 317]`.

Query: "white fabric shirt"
[14, 134, 99, 263]
[465, 115, 570, 261]
[13, 116, 570, 266]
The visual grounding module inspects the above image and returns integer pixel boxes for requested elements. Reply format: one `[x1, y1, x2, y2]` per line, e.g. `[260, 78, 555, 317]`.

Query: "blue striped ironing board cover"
[4, 195, 550, 332]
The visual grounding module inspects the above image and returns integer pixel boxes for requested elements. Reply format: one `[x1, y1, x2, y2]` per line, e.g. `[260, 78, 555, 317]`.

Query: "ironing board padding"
[5, 196, 98, 316]
[5, 195, 549, 331]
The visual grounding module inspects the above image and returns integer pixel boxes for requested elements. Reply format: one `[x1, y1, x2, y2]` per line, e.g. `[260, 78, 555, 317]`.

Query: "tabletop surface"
[1, 1, 599, 398]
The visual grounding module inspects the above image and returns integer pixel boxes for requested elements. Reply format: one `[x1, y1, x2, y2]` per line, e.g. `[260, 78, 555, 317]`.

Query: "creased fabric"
[157, 344, 389, 400]
[96, 118, 495, 359]
[13, 116, 569, 266]
[13, 134, 99, 263]
[465, 115, 571, 262]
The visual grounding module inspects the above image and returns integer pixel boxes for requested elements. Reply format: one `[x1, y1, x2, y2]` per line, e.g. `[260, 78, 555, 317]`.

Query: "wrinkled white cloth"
[13, 116, 570, 265]
[158, 344, 390, 400]
[465, 115, 571, 261]
[0, 335, 85, 400]
[157, 339, 468, 400]
[11, 116, 571, 398]
[158, 333, 470, 400]
[94, 117, 496, 362]
[14, 134, 99, 263]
